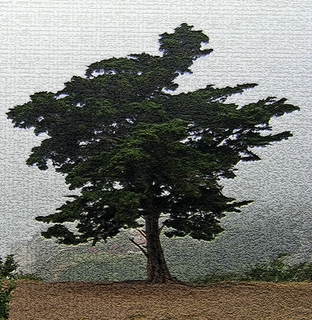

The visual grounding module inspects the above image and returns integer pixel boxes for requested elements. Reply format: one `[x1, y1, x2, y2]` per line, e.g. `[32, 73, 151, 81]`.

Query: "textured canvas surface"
[1, 0, 312, 318]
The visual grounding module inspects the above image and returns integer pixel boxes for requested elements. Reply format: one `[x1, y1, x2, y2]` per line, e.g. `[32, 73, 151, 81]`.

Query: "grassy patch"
[58, 253, 146, 282]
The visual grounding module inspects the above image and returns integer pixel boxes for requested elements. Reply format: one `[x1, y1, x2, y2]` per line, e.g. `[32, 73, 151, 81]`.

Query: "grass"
[6, 251, 312, 284]
[36, 251, 312, 284]
[57, 252, 146, 282]
[14, 273, 43, 282]
[35, 251, 312, 284]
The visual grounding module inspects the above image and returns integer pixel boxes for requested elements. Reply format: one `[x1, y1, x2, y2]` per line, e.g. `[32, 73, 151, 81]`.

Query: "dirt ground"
[9, 280, 312, 320]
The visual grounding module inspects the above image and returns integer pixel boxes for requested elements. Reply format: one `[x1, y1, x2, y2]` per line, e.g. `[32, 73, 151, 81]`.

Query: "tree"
[7, 23, 299, 283]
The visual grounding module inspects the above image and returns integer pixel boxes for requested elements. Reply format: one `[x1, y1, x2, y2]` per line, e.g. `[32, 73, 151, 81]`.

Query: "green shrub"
[0, 255, 17, 279]
[0, 255, 18, 320]
[15, 272, 43, 281]
[193, 255, 312, 284]
[241, 255, 312, 282]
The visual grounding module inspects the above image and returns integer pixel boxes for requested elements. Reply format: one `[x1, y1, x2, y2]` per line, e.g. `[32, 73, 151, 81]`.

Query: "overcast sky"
[0, 0, 311, 258]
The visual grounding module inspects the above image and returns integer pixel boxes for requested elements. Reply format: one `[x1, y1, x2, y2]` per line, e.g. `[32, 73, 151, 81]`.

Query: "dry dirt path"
[9, 280, 312, 319]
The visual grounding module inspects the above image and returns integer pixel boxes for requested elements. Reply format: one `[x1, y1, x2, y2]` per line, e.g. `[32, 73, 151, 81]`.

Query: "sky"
[0, 0, 311, 265]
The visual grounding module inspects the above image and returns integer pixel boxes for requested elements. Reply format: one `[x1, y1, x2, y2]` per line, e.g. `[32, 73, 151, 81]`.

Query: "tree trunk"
[144, 214, 176, 283]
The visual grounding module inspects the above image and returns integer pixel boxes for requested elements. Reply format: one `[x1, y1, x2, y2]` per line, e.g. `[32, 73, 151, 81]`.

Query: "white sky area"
[0, 0, 311, 258]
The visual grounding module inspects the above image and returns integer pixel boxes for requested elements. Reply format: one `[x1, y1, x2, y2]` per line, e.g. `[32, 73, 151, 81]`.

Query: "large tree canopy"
[7, 23, 299, 283]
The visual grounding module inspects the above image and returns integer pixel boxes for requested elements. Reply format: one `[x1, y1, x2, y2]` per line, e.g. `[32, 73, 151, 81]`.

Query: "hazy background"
[0, 0, 311, 275]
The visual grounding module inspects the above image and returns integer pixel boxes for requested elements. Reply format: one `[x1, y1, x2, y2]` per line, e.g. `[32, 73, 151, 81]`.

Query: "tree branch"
[138, 229, 146, 238]
[129, 238, 147, 257]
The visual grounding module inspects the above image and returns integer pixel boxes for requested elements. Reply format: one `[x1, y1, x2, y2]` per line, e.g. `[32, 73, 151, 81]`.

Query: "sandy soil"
[9, 280, 312, 320]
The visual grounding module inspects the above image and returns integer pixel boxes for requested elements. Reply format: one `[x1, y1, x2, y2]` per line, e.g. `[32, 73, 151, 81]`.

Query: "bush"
[0, 255, 17, 279]
[241, 255, 312, 282]
[0, 255, 18, 320]
[193, 255, 312, 284]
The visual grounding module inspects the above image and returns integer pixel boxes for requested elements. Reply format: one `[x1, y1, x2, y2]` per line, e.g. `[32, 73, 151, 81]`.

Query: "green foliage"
[14, 272, 43, 282]
[0, 255, 17, 279]
[240, 256, 312, 282]
[193, 255, 312, 284]
[0, 255, 18, 320]
[0, 279, 16, 320]
[7, 23, 299, 282]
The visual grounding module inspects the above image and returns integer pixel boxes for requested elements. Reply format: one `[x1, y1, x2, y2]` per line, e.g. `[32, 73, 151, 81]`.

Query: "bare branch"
[138, 229, 146, 238]
[129, 238, 147, 257]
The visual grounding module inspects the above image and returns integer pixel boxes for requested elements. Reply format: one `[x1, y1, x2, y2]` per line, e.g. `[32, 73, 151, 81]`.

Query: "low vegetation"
[0, 255, 17, 320]
[59, 252, 146, 282]
[16, 240, 312, 284]
[193, 255, 312, 284]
